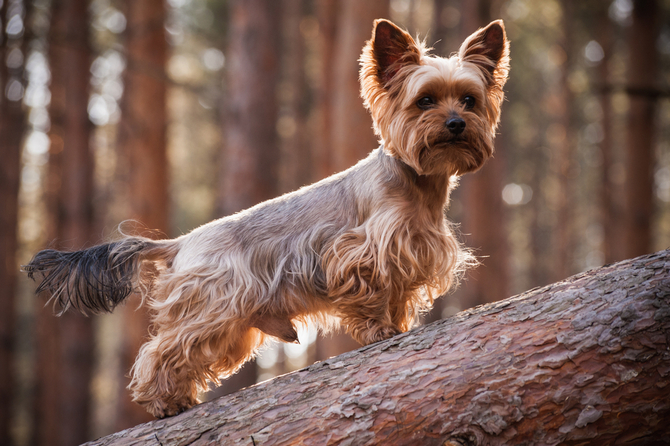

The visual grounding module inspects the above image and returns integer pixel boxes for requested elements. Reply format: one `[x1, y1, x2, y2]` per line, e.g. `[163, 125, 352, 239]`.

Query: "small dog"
[26, 19, 509, 418]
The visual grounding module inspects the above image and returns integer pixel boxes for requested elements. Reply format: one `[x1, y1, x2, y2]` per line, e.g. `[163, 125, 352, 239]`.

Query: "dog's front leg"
[336, 292, 401, 345]
[325, 230, 404, 345]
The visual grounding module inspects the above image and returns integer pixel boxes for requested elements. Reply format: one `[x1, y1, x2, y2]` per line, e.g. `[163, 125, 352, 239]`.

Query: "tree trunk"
[0, 1, 27, 443]
[115, 0, 170, 430]
[329, 0, 388, 172]
[431, 0, 461, 56]
[278, 0, 312, 194]
[454, 0, 510, 308]
[595, 5, 624, 265]
[36, 1, 95, 444]
[623, 0, 659, 259]
[85, 249, 670, 445]
[551, 0, 576, 282]
[314, 0, 338, 179]
[219, 0, 282, 216]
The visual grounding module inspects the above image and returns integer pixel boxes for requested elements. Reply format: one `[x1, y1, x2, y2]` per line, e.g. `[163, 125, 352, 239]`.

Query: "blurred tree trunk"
[36, 0, 95, 444]
[455, 0, 509, 308]
[314, 0, 338, 179]
[550, 0, 576, 282]
[431, 0, 460, 56]
[329, 0, 388, 172]
[623, 0, 659, 259]
[529, 137, 553, 289]
[219, 0, 281, 215]
[114, 0, 169, 430]
[215, 0, 283, 396]
[0, 1, 28, 444]
[315, 0, 389, 360]
[314, 329, 360, 362]
[278, 0, 312, 194]
[596, 6, 623, 264]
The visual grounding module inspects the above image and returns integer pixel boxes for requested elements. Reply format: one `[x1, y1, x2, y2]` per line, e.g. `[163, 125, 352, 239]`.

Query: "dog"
[26, 18, 509, 418]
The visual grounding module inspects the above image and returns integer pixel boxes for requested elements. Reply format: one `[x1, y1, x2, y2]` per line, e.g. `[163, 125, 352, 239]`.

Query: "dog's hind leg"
[129, 319, 264, 418]
[128, 266, 266, 418]
[129, 332, 199, 418]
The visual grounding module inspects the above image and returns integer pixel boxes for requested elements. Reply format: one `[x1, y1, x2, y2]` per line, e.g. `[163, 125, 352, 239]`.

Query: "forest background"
[1, 0, 669, 444]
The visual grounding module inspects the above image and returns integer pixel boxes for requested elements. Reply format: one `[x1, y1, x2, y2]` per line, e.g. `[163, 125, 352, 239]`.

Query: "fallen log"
[87, 249, 670, 445]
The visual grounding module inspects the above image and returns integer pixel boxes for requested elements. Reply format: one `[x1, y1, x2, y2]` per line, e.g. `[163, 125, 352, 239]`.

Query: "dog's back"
[26, 17, 508, 418]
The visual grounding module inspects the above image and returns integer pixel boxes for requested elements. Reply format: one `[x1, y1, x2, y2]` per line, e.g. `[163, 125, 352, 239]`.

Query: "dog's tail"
[24, 237, 178, 315]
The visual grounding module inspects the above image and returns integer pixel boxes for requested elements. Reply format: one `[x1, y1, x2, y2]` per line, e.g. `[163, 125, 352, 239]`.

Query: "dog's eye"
[462, 96, 476, 110]
[416, 96, 435, 109]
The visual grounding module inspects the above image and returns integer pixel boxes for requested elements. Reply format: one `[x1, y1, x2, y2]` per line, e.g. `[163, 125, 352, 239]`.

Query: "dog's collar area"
[378, 144, 421, 184]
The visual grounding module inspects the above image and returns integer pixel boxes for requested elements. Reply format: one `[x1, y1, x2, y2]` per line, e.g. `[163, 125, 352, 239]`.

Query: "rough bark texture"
[85, 249, 670, 445]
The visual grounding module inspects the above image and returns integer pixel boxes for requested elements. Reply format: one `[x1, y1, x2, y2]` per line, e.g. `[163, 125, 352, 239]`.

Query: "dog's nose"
[446, 117, 466, 135]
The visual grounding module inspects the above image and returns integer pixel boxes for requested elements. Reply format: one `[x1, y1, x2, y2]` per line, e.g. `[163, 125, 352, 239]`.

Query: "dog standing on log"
[26, 19, 509, 418]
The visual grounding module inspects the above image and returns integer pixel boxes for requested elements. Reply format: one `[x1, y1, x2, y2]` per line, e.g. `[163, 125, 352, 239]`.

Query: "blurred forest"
[1, 0, 669, 444]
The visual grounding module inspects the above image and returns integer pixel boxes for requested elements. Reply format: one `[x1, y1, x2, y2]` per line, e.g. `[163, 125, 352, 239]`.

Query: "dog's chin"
[416, 139, 488, 176]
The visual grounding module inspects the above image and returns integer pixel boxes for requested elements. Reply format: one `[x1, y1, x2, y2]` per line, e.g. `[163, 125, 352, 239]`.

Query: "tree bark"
[85, 249, 670, 445]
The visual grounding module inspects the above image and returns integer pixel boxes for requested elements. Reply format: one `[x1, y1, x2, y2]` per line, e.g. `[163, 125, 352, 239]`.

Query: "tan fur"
[27, 19, 509, 418]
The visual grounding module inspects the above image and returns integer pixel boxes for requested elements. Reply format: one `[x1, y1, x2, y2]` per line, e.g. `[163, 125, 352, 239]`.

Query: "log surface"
[87, 250, 670, 446]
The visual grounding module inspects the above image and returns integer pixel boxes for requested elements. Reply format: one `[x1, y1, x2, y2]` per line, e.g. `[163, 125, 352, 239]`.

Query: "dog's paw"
[145, 396, 198, 419]
[361, 325, 401, 345]
[145, 399, 169, 419]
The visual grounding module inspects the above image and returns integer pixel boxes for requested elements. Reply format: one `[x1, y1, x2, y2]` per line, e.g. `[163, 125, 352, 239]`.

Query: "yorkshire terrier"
[26, 19, 509, 418]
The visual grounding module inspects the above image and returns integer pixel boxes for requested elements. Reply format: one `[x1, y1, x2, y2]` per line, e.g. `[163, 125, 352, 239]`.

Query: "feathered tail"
[24, 237, 178, 315]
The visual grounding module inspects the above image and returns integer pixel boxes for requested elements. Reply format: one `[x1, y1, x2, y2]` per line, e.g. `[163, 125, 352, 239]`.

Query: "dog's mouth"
[431, 132, 465, 146]
[417, 134, 488, 175]
[432, 130, 474, 148]
[429, 135, 475, 154]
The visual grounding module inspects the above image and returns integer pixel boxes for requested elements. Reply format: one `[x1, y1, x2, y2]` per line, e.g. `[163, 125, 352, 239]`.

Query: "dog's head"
[360, 19, 509, 176]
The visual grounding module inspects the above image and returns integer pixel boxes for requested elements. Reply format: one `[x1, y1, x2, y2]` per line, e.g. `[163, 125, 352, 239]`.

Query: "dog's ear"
[459, 20, 510, 89]
[370, 19, 421, 84]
